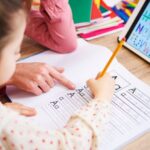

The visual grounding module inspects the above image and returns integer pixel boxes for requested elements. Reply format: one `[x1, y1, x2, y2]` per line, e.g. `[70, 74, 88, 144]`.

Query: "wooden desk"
[2, 32, 150, 149]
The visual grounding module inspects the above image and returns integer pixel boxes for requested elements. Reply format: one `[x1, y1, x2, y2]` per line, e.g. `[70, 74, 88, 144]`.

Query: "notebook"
[78, 0, 124, 40]
[7, 39, 150, 150]
[79, 11, 124, 40]
[79, 23, 124, 40]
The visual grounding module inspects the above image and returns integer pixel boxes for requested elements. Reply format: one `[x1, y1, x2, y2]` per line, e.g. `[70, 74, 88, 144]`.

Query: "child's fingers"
[4, 102, 36, 116]
[87, 79, 95, 87]
[102, 73, 111, 78]
[87, 73, 112, 87]
[96, 72, 111, 80]
[20, 108, 37, 116]
[86, 73, 115, 101]
[101, 73, 115, 87]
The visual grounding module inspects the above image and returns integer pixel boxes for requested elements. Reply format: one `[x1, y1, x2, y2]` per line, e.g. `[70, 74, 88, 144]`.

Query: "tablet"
[119, 0, 150, 63]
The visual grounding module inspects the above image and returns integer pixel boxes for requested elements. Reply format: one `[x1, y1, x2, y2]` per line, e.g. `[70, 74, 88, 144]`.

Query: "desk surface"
[5, 32, 150, 149]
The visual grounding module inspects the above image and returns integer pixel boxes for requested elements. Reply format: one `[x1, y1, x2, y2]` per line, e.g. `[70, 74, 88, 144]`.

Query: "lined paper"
[7, 39, 150, 150]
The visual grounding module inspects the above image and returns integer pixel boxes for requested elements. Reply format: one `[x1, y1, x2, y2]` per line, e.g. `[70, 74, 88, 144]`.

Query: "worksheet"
[7, 39, 150, 150]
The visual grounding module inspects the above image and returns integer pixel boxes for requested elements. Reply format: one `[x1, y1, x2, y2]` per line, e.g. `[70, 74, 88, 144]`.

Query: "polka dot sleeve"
[0, 99, 111, 150]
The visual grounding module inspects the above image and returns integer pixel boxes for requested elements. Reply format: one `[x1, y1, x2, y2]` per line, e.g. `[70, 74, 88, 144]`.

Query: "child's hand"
[4, 102, 36, 116]
[87, 73, 115, 102]
[7, 63, 75, 96]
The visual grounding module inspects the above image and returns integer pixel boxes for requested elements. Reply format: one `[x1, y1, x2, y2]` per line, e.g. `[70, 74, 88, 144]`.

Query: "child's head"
[0, 0, 26, 85]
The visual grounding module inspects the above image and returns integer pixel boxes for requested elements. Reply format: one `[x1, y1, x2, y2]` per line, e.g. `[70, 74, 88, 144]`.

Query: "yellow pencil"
[96, 38, 126, 79]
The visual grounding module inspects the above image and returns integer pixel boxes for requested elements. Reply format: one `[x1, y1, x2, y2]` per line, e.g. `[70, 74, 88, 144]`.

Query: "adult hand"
[87, 73, 115, 102]
[4, 102, 36, 117]
[7, 63, 75, 95]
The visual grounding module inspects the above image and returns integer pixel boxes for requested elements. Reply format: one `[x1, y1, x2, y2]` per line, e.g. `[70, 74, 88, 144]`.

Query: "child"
[2, 0, 78, 96]
[0, 0, 115, 149]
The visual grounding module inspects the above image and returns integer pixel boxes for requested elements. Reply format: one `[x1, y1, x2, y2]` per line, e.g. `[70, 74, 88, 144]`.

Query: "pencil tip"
[122, 37, 126, 42]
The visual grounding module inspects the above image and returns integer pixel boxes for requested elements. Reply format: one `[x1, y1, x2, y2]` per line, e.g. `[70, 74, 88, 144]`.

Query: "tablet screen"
[126, 1, 150, 58]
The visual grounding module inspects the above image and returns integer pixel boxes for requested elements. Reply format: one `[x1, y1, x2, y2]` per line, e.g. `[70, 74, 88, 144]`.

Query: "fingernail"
[32, 109, 37, 115]
[70, 84, 76, 89]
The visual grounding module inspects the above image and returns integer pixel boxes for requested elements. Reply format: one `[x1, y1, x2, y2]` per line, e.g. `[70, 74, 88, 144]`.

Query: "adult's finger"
[27, 81, 43, 96]
[48, 67, 76, 90]
[53, 66, 64, 73]
[43, 74, 55, 88]
[33, 76, 51, 93]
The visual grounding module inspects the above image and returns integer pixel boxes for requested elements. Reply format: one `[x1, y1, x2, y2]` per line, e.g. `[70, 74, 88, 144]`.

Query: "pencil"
[96, 38, 126, 79]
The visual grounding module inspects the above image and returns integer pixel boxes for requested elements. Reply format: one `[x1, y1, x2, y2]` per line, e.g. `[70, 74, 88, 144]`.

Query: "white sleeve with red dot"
[0, 100, 111, 150]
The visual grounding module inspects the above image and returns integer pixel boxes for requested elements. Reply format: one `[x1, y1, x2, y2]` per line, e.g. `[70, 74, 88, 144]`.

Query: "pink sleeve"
[25, 0, 77, 53]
